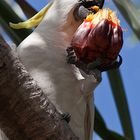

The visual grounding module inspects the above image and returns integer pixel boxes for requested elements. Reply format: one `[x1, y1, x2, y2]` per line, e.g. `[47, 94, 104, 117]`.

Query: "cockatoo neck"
[34, 0, 82, 47]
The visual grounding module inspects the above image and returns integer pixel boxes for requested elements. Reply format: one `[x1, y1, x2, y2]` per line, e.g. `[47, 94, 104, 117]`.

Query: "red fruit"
[71, 9, 123, 68]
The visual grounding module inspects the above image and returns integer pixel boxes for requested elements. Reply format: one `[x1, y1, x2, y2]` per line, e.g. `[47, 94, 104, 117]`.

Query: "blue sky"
[3, 0, 140, 139]
[96, 1, 140, 139]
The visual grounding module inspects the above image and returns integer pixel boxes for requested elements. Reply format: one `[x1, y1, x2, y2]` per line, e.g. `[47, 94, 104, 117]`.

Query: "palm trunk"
[0, 38, 78, 140]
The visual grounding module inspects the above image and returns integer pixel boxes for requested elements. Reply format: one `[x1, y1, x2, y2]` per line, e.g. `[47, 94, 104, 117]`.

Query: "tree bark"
[0, 40, 78, 140]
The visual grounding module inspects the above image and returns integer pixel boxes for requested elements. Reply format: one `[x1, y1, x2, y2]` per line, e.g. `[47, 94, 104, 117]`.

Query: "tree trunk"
[0, 40, 78, 140]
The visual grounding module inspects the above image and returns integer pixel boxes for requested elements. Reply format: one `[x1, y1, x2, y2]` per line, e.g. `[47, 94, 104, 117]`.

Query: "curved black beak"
[79, 0, 104, 9]
[73, 0, 105, 21]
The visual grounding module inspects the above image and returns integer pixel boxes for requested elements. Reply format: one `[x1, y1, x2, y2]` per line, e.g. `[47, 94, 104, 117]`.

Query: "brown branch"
[0, 39, 78, 140]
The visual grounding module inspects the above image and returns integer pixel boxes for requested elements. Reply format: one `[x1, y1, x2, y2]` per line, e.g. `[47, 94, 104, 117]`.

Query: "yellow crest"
[9, 2, 53, 29]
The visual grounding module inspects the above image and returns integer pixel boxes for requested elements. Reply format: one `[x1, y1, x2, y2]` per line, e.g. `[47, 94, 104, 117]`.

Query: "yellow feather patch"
[9, 2, 53, 29]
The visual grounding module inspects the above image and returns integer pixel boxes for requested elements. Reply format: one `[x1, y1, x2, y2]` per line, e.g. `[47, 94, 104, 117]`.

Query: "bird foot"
[61, 112, 71, 123]
[66, 46, 101, 74]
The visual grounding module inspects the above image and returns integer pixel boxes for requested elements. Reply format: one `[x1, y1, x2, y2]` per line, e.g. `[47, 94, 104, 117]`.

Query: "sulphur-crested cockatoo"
[8, 0, 104, 140]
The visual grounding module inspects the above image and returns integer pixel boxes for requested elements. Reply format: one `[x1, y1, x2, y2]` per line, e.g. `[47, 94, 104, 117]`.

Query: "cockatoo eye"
[74, 0, 104, 21]
[79, 0, 104, 9]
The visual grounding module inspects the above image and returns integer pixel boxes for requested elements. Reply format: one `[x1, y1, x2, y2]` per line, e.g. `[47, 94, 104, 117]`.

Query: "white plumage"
[1, 0, 101, 140]
[17, 0, 101, 140]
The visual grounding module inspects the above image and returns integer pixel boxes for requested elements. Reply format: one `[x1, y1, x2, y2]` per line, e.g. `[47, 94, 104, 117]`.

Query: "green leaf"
[0, 16, 21, 45]
[112, 0, 140, 40]
[15, 0, 37, 18]
[95, 107, 131, 140]
[107, 69, 135, 140]
[0, 1, 32, 44]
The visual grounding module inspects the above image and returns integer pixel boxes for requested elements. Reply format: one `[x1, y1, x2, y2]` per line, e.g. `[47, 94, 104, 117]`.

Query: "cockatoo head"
[10, 0, 104, 42]
[42, 0, 104, 41]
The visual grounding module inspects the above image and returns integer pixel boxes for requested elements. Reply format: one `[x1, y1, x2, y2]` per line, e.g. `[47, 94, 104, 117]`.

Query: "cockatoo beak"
[80, 0, 104, 9]
[73, 0, 104, 21]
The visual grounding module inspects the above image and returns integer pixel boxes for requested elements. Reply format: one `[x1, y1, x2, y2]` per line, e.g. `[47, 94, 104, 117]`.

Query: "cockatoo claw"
[66, 46, 101, 75]
[66, 47, 78, 64]
[61, 112, 71, 123]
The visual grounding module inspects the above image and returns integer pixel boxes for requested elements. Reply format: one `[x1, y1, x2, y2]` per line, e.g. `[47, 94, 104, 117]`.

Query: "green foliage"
[107, 70, 134, 140]
[95, 107, 131, 140]
[113, 0, 140, 40]
[0, 1, 32, 45]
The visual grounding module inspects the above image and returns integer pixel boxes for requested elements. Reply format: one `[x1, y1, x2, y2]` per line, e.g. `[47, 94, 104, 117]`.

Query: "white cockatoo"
[8, 0, 104, 140]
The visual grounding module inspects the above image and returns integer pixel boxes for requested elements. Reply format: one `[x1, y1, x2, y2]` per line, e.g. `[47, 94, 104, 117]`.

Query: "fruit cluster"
[71, 9, 123, 68]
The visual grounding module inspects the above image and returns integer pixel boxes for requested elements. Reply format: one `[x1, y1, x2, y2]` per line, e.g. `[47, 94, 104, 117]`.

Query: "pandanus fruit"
[71, 8, 123, 71]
